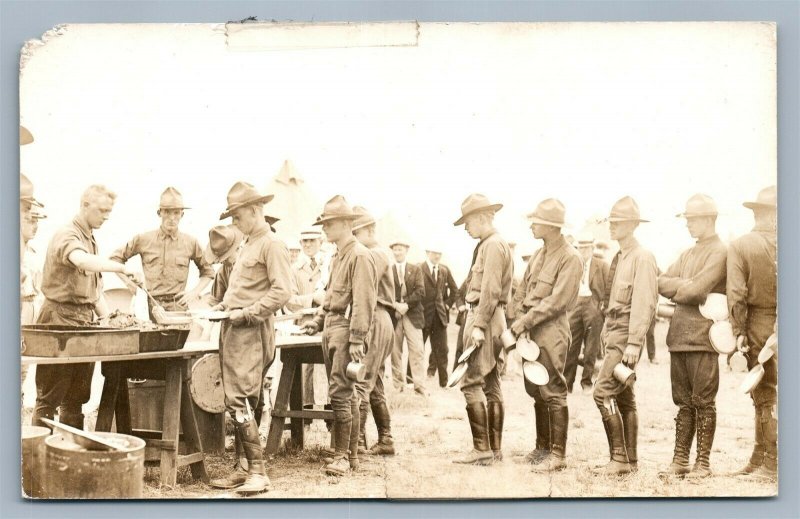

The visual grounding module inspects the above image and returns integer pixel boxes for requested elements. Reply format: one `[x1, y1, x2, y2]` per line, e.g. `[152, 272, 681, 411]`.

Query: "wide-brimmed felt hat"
[527, 198, 566, 228]
[605, 196, 649, 223]
[159, 187, 190, 210]
[743, 185, 777, 210]
[219, 182, 274, 220]
[676, 193, 718, 218]
[20, 174, 43, 208]
[312, 195, 359, 226]
[20, 126, 34, 146]
[453, 193, 503, 226]
[204, 225, 242, 264]
[351, 206, 376, 232]
[29, 208, 47, 220]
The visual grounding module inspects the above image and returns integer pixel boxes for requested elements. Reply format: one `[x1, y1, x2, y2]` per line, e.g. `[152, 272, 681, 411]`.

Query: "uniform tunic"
[659, 234, 727, 409]
[312, 236, 377, 413]
[461, 230, 513, 404]
[593, 237, 658, 411]
[35, 217, 101, 419]
[513, 235, 582, 406]
[110, 228, 213, 312]
[727, 223, 777, 407]
[218, 226, 291, 418]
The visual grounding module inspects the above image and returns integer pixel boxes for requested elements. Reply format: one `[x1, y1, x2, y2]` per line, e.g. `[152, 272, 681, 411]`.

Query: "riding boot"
[358, 400, 369, 455]
[488, 401, 504, 461]
[234, 419, 271, 495]
[621, 408, 639, 473]
[734, 410, 764, 475]
[58, 409, 85, 431]
[525, 402, 551, 464]
[687, 407, 716, 478]
[325, 411, 352, 476]
[348, 398, 361, 471]
[532, 407, 568, 472]
[210, 427, 249, 489]
[592, 409, 631, 476]
[661, 407, 694, 477]
[453, 403, 494, 465]
[367, 401, 395, 455]
[753, 404, 778, 480]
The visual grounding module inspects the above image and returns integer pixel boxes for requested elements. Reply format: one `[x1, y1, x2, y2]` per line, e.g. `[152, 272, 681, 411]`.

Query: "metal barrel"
[22, 425, 50, 498]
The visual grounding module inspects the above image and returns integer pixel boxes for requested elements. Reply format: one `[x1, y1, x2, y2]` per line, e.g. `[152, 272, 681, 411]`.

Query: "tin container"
[346, 361, 366, 382]
[138, 326, 190, 353]
[22, 426, 50, 498]
[500, 329, 517, 349]
[612, 363, 636, 388]
[21, 325, 138, 357]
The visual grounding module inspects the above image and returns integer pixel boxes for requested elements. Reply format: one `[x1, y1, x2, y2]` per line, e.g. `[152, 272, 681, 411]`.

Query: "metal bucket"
[22, 425, 50, 498]
[44, 432, 145, 498]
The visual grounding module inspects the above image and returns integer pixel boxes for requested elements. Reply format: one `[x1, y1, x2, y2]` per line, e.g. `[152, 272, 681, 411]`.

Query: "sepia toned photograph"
[18, 20, 778, 500]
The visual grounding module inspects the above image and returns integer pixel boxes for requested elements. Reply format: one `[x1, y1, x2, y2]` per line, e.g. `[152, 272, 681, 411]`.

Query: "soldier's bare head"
[464, 210, 495, 239]
[231, 203, 266, 236]
[80, 185, 116, 230]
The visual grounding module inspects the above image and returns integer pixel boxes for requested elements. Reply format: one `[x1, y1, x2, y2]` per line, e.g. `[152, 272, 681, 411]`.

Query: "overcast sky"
[20, 22, 776, 284]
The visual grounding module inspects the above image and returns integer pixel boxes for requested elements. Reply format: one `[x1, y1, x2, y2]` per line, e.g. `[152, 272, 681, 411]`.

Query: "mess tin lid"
[709, 320, 736, 355]
[516, 334, 541, 362]
[522, 361, 549, 386]
[699, 293, 729, 322]
[740, 364, 765, 394]
[447, 361, 469, 388]
[458, 345, 477, 364]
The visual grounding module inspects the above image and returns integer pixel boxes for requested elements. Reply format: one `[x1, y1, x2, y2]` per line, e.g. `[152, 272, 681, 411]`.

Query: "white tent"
[264, 160, 322, 247]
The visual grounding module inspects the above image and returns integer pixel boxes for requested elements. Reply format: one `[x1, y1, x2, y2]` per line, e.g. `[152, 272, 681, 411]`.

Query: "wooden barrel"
[44, 432, 145, 498]
[22, 425, 50, 498]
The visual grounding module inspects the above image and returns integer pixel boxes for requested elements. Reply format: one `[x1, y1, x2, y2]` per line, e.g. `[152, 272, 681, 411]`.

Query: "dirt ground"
[23, 320, 777, 499]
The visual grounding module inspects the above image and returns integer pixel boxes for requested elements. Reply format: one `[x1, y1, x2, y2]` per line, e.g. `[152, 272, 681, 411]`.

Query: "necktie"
[310, 257, 317, 271]
[432, 265, 438, 283]
[604, 251, 621, 310]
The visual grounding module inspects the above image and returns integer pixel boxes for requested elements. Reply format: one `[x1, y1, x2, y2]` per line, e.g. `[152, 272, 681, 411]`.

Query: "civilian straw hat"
[575, 231, 595, 247]
[743, 185, 777, 210]
[159, 187, 190, 210]
[312, 195, 359, 226]
[605, 196, 649, 223]
[220, 182, 274, 220]
[453, 193, 503, 226]
[204, 225, 243, 264]
[527, 198, 566, 228]
[676, 194, 718, 218]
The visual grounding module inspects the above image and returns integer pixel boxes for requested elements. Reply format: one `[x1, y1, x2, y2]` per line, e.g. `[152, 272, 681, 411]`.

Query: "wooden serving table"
[23, 341, 219, 487]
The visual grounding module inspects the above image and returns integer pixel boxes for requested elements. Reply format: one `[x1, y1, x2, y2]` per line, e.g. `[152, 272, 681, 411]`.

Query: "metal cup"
[612, 363, 636, 388]
[500, 328, 517, 350]
[346, 361, 366, 382]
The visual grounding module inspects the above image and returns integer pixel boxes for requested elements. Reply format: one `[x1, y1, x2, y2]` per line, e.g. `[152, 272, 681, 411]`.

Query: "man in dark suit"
[389, 240, 428, 395]
[564, 233, 609, 394]
[420, 246, 459, 387]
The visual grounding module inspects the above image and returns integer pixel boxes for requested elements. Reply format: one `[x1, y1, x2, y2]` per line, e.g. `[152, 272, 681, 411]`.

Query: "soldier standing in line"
[452, 194, 513, 466]
[658, 194, 727, 478]
[510, 199, 582, 472]
[302, 196, 377, 476]
[591, 197, 658, 475]
[728, 186, 778, 480]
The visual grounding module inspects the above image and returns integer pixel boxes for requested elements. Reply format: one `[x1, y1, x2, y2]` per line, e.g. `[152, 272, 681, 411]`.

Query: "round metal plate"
[729, 351, 749, 373]
[516, 335, 540, 362]
[709, 320, 736, 354]
[699, 293, 728, 322]
[522, 361, 549, 386]
[447, 361, 469, 388]
[740, 364, 765, 394]
[458, 345, 477, 364]
[189, 354, 225, 413]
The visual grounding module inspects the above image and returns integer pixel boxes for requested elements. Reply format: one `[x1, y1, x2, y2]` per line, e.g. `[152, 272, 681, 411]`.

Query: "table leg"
[95, 363, 122, 432]
[264, 356, 297, 455]
[160, 361, 182, 487]
[180, 366, 209, 483]
[289, 360, 304, 449]
[115, 379, 132, 435]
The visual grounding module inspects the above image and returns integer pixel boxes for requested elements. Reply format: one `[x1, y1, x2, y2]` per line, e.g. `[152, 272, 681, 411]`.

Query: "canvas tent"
[264, 160, 322, 247]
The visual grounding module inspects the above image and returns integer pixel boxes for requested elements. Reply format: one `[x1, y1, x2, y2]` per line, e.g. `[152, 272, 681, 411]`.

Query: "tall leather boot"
[734, 410, 764, 475]
[325, 411, 352, 476]
[348, 398, 361, 471]
[59, 409, 85, 431]
[358, 400, 369, 455]
[525, 403, 551, 464]
[687, 407, 716, 478]
[621, 408, 639, 473]
[661, 407, 695, 476]
[532, 407, 568, 472]
[210, 427, 249, 489]
[753, 404, 778, 480]
[234, 419, 271, 495]
[592, 409, 631, 476]
[488, 401, 504, 461]
[453, 403, 494, 466]
[367, 401, 395, 455]
[31, 406, 56, 430]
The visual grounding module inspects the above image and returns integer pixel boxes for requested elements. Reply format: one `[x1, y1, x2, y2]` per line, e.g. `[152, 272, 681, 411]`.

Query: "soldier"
[302, 196, 377, 476]
[658, 194, 727, 478]
[510, 199, 582, 471]
[32, 185, 141, 430]
[110, 187, 214, 320]
[210, 182, 292, 495]
[20, 170, 45, 402]
[591, 196, 658, 475]
[728, 186, 777, 480]
[351, 207, 397, 457]
[452, 194, 513, 466]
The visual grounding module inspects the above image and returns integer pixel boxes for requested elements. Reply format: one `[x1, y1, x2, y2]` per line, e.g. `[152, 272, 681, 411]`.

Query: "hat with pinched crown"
[676, 194, 718, 218]
[743, 185, 777, 210]
[453, 193, 503, 226]
[159, 187, 190, 210]
[312, 195, 359, 225]
[605, 196, 649, 223]
[220, 182, 274, 220]
[527, 198, 566, 228]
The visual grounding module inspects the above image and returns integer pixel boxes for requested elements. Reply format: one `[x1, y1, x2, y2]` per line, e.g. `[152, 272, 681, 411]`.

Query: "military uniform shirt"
[40, 217, 101, 305]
